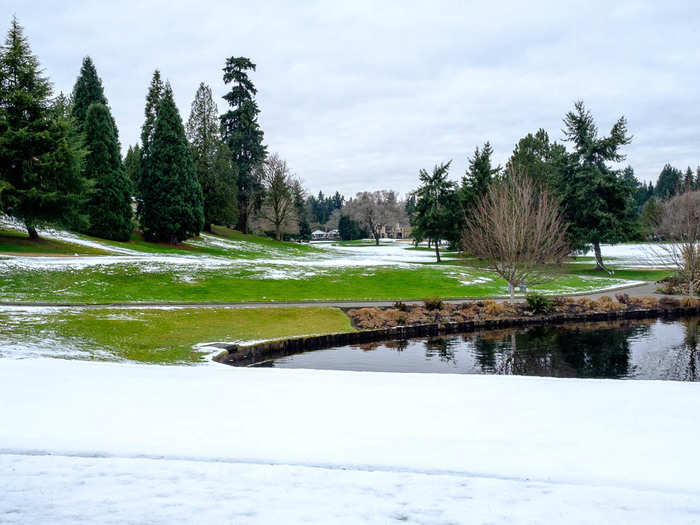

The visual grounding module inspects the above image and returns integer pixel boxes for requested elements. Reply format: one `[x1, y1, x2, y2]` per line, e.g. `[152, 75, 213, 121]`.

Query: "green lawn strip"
[0, 263, 635, 303]
[0, 230, 109, 255]
[0, 306, 354, 364]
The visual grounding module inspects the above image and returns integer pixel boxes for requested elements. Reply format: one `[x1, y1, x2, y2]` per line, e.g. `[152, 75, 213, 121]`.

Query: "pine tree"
[0, 17, 87, 238]
[559, 101, 634, 271]
[683, 167, 694, 192]
[412, 161, 461, 262]
[654, 164, 682, 199]
[82, 103, 132, 241]
[71, 56, 107, 131]
[123, 144, 140, 187]
[139, 83, 203, 243]
[220, 57, 266, 233]
[136, 70, 163, 221]
[460, 142, 501, 217]
[186, 82, 237, 231]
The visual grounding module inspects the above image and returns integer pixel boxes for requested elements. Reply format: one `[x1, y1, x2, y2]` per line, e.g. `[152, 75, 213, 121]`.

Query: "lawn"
[0, 229, 108, 255]
[0, 306, 354, 364]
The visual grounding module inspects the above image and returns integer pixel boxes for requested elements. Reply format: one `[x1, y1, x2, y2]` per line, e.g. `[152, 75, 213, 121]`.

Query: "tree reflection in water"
[466, 321, 654, 378]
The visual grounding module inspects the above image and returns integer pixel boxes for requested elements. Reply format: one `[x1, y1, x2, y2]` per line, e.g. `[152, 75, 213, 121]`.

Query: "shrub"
[482, 300, 508, 316]
[423, 297, 443, 311]
[526, 293, 553, 314]
[680, 296, 699, 308]
[593, 298, 625, 311]
[659, 297, 680, 308]
[393, 301, 410, 312]
[615, 293, 630, 304]
[597, 295, 614, 304]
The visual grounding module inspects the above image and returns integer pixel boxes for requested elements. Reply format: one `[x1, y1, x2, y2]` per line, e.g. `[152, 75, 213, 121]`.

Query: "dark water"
[253, 316, 700, 381]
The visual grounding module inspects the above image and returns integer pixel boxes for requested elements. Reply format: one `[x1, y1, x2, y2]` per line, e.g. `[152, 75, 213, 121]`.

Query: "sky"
[2, 1, 699, 195]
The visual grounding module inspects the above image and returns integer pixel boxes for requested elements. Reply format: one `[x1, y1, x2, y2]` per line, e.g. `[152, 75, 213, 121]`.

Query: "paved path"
[0, 281, 675, 310]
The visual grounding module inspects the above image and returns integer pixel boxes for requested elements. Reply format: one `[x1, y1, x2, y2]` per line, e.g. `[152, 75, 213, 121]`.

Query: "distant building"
[311, 230, 327, 241]
[312, 229, 341, 241]
[379, 223, 412, 240]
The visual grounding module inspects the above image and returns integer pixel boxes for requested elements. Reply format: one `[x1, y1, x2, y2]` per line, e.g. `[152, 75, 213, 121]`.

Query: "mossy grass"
[0, 229, 108, 255]
[0, 306, 354, 364]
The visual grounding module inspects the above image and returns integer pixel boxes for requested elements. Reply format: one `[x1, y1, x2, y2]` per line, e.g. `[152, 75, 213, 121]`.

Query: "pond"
[253, 316, 700, 381]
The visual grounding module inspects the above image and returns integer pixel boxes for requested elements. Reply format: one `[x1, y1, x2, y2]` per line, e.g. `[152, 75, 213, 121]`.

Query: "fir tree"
[186, 82, 237, 231]
[83, 103, 132, 241]
[139, 83, 203, 243]
[559, 101, 634, 271]
[0, 17, 87, 238]
[71, 56, 107, 131]
[460, 142, 501, 217]
[654, 164, 682, 199]
[412, 161, 461, 262]
[123, 144, 140, 188]
[220, 57, 266, 233]
[136, 70, 163, 220]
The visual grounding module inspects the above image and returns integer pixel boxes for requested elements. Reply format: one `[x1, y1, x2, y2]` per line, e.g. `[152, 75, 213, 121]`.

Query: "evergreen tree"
[83, 103, 132, 240]
[0, 17, 87, 238]
[205, 141, 238, 228]
[220, 57, 266, 233]
[123, 144, 140, 188]
[136, 70, 163, 221]
[138, 84, 203, 243]
[290, 179, 310, 240]
[654, 164, 682, 199]
[506, 129, 567, 188]
[186, 82, 237, 231]
[71, 56, 107, 131]
[412, 161, 461, 262]
[460, 141, 501, 216]
[683, 166, 694, 192]
[559, 101, 634, 271]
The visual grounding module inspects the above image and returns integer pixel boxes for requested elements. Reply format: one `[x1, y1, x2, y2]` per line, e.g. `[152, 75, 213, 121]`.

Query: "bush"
[615, 293, 630, 304]
[393, 301, 410, 312]
[526, 293, 554, 314]
[482, 300, 508, 316]
[680, 296, 699, 308]
[423, 297, 443, 311]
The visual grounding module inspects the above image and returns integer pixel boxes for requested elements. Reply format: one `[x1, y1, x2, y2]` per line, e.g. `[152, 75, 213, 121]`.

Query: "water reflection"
[254, 316, 700, 381]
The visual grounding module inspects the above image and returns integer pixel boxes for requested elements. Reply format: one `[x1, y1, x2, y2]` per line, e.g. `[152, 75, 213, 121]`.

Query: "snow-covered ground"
[580, 243, 676, 267]
[1, 358, 699, 524]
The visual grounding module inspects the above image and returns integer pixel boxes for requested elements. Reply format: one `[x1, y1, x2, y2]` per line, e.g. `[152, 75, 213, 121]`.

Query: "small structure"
[327, 229, 340, 240]
[311, 230, 327, 241]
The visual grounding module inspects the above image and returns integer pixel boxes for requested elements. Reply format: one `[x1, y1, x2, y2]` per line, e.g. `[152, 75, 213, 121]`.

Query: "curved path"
[0, 281, 674, 310]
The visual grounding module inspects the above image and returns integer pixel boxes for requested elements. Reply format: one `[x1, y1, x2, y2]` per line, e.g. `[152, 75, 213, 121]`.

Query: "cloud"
[3, 0, 699, 195]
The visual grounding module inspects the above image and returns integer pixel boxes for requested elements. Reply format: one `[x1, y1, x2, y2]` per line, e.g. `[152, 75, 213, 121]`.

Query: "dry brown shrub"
[597, 295, 614, 304]
[680, 296, 699, 308]
[483, 301, 508, 317]
[577, 297, 595, 308]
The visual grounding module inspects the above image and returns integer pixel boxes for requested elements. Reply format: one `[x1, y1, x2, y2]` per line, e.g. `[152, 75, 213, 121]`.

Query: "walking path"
[0, 281, 675, 310]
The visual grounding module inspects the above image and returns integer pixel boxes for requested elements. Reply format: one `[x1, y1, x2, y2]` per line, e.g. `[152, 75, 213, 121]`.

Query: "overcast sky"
[2, 1, 699, 195]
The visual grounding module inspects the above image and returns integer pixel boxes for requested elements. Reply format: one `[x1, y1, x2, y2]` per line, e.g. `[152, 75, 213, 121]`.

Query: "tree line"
[409, 101, 700, 272]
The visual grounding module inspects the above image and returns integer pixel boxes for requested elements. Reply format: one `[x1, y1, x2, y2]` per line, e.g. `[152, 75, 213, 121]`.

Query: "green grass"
[0, 306, 354, 364]
[0, 229, 108, 255]
[0, 262, 635, 304]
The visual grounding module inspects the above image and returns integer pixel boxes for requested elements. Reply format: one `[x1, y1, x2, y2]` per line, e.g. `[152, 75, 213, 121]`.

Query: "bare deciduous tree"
[345, 190, 400, 245]
[257, 153, 297, 241]
[461, 173, 569, 298]
[655, 190, 700, 295]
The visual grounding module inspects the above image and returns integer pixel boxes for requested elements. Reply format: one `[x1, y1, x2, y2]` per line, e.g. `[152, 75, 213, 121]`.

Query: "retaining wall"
[213, 305, 700, 366]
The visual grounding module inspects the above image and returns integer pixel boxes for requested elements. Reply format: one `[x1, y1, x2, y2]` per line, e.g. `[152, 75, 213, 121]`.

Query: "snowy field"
[2, 358, 699, 524]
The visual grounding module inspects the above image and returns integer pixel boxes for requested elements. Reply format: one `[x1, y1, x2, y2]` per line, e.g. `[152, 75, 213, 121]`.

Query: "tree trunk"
[275, 225, 282, 241]
[374, 233, 380, 246]
[203, 223, 212, 233]
[508, 282, 515, 299]
[238, 207, 248, 234]
[27, 225, 38, 240]
[593, 240, 609, 273]
[434, 239, 441, 263]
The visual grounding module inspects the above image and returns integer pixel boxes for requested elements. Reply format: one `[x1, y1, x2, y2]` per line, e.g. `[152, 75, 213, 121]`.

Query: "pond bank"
[213, 297, 700, 366]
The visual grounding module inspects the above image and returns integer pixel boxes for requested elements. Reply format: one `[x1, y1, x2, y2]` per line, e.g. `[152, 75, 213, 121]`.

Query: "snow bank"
[2, 359, 699, 522]
[1, 359, 699, 494]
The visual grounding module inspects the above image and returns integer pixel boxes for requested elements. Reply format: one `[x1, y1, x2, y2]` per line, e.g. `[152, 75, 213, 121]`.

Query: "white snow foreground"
[1, 359, 699, 524]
